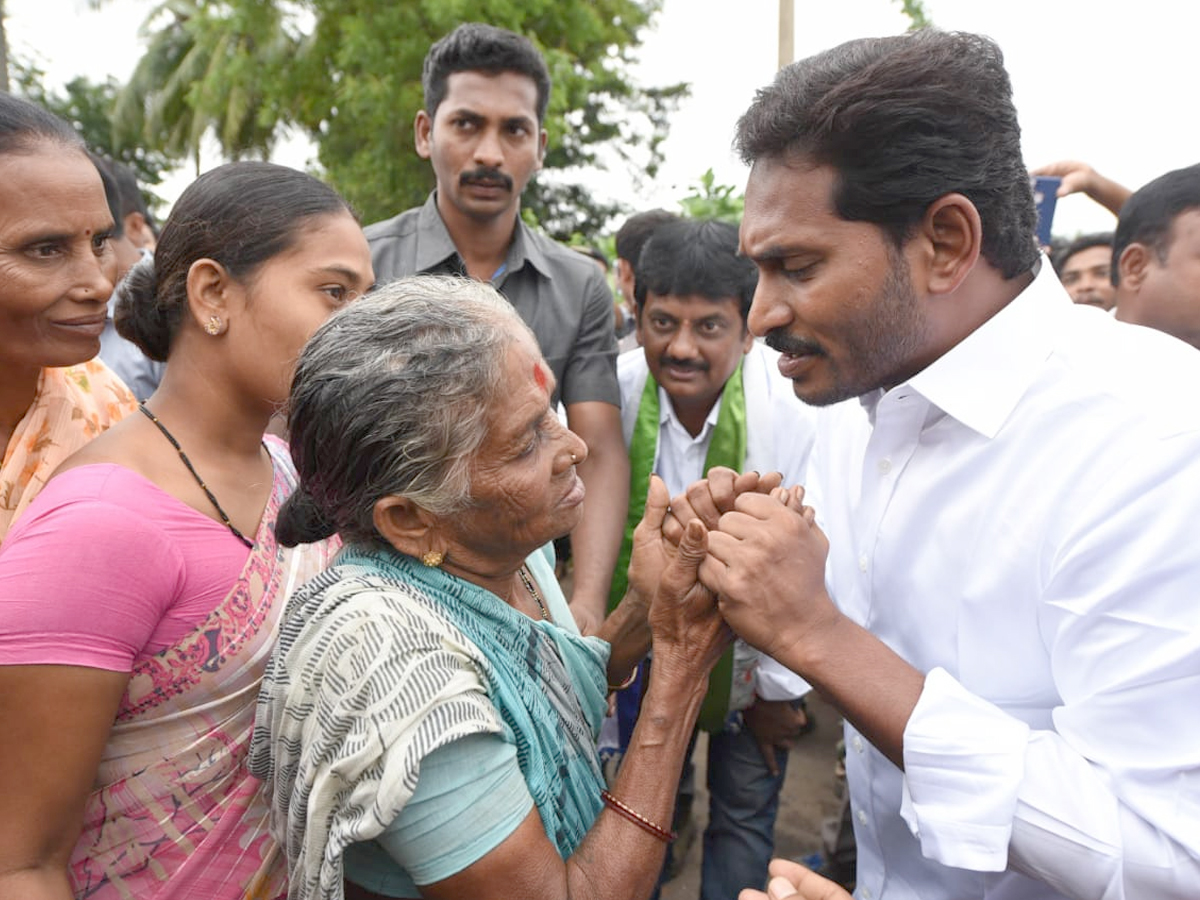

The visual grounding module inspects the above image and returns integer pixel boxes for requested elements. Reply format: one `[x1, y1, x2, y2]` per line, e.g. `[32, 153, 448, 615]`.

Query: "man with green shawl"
[604, 218, 818, 900]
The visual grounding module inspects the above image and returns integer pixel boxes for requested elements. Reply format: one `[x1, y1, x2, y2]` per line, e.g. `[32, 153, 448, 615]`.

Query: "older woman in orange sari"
[0, 94, 135, 541]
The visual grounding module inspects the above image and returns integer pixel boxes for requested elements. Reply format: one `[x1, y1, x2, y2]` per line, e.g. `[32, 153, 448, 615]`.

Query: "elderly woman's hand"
[647, 517, 732, 678]
[662, 468, 785, 547]
[624, 474, 678, 605]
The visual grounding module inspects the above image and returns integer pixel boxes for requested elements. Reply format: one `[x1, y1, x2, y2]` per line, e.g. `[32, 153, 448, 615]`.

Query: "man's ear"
[123, 211, 156, 251]
[917, 193, 982, 296]
[414, 110, 433, 160]
[374, 495, 443, 559]
[615, 258, 638, 303]
[185, 258, 234, 336]
[535, 128, 547, 170]
[1117, 242, 1153, 291]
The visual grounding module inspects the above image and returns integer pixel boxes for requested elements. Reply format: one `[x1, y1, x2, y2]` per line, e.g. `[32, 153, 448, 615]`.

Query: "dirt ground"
[660, 691, 848, 900]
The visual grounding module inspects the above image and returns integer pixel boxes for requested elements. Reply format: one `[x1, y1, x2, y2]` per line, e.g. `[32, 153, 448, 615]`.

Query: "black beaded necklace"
[138, 403, 255, 548]
[518, 564, 550, 620]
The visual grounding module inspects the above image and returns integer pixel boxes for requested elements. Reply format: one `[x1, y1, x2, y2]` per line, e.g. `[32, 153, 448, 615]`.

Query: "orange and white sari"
[0, 359, 135, 542]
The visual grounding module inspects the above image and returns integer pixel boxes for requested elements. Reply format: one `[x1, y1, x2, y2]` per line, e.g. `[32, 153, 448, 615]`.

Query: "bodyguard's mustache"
[765, 329, 825, 357]
[460, 168, 513, 191]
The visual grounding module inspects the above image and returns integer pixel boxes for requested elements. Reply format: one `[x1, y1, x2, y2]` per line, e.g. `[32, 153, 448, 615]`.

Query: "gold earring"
[421, 550, 444, 568]
[204, 315, 222, 336]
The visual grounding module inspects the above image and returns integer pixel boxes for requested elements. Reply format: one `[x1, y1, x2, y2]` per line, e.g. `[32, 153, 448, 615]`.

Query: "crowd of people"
[0, 19, 1197, 900]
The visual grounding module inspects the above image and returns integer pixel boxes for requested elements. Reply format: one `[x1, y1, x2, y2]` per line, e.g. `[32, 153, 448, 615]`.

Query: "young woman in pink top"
[0, 160, 374, 900]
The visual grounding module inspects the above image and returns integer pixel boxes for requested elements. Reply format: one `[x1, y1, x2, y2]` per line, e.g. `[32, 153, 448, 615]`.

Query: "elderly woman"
[0, 93, 136, 541]
[249, 276, 736, 900]
[0, 161, 373, 899]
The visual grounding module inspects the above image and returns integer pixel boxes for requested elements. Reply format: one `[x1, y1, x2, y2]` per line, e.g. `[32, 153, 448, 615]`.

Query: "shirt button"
[862, 888, 873, 900]
[858, 554, 868, 572]
[878, 458, 892, 474]
[856, 807, 868, 825]
[853, 735, 864, 754]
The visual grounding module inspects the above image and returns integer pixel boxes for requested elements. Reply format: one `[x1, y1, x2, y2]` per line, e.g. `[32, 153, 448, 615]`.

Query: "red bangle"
[600, 790, 677, 843]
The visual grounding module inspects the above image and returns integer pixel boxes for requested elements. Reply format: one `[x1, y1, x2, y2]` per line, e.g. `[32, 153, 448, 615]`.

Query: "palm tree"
[113, 0, 297, 173]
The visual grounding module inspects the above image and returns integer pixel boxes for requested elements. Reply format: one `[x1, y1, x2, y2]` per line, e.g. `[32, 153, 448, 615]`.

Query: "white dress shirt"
[618, 341, 817, 704]
[809, 262, 1200, 899]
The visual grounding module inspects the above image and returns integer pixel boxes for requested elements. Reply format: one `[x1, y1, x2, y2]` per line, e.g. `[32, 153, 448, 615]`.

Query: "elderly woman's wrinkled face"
[446, 333, 588, 563]
[0, 145, 117, 377]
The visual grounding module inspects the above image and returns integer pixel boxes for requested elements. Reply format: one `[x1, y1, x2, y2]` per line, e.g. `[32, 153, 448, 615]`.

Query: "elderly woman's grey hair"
[275, 275, 531, 548]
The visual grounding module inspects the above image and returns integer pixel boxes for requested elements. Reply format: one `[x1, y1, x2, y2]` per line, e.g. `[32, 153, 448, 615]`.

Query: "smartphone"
[1031, 175, 1061, 248]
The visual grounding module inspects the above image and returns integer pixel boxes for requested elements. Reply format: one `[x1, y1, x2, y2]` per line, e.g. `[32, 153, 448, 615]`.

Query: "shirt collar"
[868, 257, 1064, 439]
[414, 192, 553, 280]
[658, 384, 722, 443]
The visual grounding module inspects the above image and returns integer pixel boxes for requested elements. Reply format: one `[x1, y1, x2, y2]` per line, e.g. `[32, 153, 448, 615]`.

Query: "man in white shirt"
[1112, 163, 1200, 349]
[685, 30, 1200, 900]
[610, 218, 818, 900]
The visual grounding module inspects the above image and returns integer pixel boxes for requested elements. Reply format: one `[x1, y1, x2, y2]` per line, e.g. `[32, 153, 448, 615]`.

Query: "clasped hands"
[633, 467, 833, 670]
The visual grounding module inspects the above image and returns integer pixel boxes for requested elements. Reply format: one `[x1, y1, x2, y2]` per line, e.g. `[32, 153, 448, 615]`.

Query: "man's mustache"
[765, 329, 825, 357]
[460, 168, 513, 191]
[659, 356, 709, 372]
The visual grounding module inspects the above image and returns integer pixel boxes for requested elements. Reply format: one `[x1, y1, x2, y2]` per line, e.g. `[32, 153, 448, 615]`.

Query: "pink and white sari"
[68, 440, 336, 900]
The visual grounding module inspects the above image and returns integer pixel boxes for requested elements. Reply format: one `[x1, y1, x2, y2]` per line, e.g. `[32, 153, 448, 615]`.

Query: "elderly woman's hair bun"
[275, 485, 339, 546]
[114, 254, 173, 362]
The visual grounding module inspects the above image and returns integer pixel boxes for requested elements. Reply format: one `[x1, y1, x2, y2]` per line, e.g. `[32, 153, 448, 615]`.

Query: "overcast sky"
[8, 0, 1197, 236]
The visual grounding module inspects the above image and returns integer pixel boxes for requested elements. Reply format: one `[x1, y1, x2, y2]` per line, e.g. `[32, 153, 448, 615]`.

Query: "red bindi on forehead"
[533, 361, 548, 393]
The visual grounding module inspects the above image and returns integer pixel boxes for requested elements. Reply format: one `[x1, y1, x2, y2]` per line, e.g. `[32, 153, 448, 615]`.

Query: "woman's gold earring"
[204, 316, 223, 336]
[421, 550, 444, 568]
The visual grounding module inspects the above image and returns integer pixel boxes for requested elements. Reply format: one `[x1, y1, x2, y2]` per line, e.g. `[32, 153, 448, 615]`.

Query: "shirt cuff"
[753, 654, 811, 701]
[900, 667, 1030, 872]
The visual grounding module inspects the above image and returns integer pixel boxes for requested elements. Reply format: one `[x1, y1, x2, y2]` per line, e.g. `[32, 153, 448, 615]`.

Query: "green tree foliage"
[114, 0, 685, 240]
[893, 0, 932, 31]
[676, 168, 744, 223]
[114, 0, 296, 171]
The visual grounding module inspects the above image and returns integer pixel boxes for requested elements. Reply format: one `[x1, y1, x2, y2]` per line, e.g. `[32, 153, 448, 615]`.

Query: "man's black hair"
[1052, 232, 1112, 277]
[735, 30, 1039, 279]
[1112, 164, 1200, 285]
[635, 218, 757, 323]
[423, 23, 551, 124]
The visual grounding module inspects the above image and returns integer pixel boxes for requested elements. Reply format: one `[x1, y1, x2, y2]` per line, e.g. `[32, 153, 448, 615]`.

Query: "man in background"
[1113, 163, 1200, 348]
[1053, 232, 1116, 310]
[613, 217, 816, 900]
[365, 24, 628, 632]
[90, 153, 165, 400]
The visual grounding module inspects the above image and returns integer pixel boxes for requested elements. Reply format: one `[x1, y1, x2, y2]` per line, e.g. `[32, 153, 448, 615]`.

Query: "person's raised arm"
[1031, 160, 1132, 217]
[416, 516, 731, 900]
[564, 400, 629, 635]
[701, 487, 924, 770]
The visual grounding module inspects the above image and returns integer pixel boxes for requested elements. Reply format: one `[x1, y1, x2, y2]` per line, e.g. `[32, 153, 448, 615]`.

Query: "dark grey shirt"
[365, 194, 619, 409]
